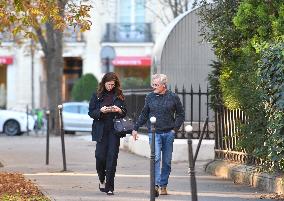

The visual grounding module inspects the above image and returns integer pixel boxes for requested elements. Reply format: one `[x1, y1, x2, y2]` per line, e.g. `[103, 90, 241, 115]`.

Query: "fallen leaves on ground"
[260, 193, 284, 200]
[0, 172, 50, 201]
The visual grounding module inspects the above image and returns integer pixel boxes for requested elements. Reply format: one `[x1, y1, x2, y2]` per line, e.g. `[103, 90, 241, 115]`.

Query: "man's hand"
[132, 130, 139, 141]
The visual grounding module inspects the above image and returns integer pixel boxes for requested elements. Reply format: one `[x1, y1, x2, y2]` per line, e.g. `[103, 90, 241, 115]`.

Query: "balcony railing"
[0, 27, 84, 43]
[102, 23, 153, 43]
[0, 32, 14, 42]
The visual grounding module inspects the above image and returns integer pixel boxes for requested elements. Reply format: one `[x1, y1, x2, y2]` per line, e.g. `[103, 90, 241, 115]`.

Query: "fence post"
[206, 85, 209, 138]
[190, 85, 193, 126]
[182, 85, 186, 137]
[198, 85, 201, 137]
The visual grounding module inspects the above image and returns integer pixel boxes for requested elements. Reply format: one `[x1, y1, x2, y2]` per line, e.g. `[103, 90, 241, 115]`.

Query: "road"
[0, 133, 273, 201]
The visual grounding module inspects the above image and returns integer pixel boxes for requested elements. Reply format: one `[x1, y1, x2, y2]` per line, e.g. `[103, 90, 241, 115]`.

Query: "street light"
[185, 125, 198, 201]
[100, 46, 116, 73]
[30, 40, 35, 114]
[150, 116, 157, 200]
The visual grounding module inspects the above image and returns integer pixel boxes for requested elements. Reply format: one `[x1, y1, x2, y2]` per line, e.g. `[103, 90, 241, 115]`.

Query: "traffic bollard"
[45, 110, 50, 165]
[58, 105, 67, 171]
[185, 125, 198, 201]
[26, 105, 29, 136]
[150, 116, 157, 201]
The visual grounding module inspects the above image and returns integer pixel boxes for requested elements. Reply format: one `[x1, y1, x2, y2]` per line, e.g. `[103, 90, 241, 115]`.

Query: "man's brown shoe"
[160, 187, 168, 195]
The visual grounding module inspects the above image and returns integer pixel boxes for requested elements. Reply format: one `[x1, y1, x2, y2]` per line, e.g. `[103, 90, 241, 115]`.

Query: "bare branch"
[144, 4, 168, 25]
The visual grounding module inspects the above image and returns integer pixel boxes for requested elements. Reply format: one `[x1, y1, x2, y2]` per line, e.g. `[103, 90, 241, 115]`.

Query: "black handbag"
[113, 116, 134, 137]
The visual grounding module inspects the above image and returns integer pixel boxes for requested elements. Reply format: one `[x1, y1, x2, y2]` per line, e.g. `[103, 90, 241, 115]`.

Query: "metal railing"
[0, 32, 14, 42]
[173, 85, 214, 139]
[123, 86, 214, 139]
[102, 23, 153, 43]
[0, 27, 84, 43]
[214, 106, 259, 165]
[63, 27, 85, 42]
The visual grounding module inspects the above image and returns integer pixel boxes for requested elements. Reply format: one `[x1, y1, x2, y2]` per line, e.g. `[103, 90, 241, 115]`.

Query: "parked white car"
[62, 102, 93, 133]
[0, 109, 35, 136]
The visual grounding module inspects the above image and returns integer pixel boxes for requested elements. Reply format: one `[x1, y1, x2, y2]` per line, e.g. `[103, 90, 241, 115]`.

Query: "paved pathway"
[0, 133, 273, 201]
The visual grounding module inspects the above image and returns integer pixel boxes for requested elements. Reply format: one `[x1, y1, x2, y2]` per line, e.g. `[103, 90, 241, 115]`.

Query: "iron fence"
[123, 86, 214, 139]
[214, 106, 259, 165]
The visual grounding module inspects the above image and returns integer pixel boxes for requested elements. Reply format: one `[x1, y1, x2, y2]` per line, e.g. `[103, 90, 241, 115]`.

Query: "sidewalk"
[0, 133, 272, 201]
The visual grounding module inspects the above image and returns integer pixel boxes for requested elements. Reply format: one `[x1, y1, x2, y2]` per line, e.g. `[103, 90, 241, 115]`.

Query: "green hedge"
[198, 0, 284, 171]
[71, 73, 98, 101]
[121, 76, 150, 89]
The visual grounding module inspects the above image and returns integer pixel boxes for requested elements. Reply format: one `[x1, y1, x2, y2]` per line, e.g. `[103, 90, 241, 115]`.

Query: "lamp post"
[150, 116, 157, 200]
[30, 40, 35, 114]
[185, 125, 198, 201]
[100, 46, 115, 73]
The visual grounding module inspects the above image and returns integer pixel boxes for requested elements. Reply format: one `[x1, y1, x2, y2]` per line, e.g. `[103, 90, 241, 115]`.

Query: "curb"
[205, 160, 284, 195]
[120, 134, 215, 162]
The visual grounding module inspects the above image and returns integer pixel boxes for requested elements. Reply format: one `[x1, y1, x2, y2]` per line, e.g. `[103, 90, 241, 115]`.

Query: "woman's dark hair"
[97, 72, 125, 100]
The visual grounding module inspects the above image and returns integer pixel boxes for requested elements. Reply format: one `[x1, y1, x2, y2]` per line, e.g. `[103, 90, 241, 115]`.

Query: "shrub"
[121, 76, 150, 89]
[71, 73, 98, 101]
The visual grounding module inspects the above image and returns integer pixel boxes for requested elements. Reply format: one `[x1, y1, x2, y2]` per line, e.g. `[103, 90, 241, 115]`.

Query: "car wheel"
[4, 120, 20, 136]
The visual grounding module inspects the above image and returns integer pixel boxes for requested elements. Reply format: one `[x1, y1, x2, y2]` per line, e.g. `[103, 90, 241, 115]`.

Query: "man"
[132, 74, 185, 196]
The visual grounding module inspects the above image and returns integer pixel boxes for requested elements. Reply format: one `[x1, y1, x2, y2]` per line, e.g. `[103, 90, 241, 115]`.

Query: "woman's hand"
[111, 105, 122, 114]
[100, 106, 111, 113]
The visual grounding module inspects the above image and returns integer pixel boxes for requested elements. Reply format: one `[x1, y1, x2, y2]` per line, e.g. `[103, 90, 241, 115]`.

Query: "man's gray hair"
[152, 74, 168, 85]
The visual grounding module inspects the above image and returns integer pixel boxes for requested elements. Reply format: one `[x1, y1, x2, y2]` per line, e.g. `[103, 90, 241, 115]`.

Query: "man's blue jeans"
[149, 130, 175, 187]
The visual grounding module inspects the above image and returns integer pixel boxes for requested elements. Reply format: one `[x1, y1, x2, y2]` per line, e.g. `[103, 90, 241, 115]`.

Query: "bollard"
[26, 105, 29, 136]
[185, 125, 198, 201]
[58, 105, 67, 171]
[150, 116, 157, 200]
[45, 110, 50, 165]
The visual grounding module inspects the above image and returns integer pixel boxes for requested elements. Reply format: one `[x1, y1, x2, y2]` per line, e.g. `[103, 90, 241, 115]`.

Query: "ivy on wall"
[198, 0, 284, 171]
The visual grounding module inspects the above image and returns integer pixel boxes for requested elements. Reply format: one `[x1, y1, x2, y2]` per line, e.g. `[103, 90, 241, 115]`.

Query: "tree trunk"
[45, 23, 64, 135]
[34, 0, 67, 135]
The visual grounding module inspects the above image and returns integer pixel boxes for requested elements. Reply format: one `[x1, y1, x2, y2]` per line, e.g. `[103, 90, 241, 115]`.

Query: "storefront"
[0, 56, 13, 108]
[62, 57, 83, 102]
[112, 56, 151, 79]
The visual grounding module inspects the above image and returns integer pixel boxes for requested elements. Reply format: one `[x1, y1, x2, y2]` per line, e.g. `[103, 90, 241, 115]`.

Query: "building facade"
[0, 0, 170, 111]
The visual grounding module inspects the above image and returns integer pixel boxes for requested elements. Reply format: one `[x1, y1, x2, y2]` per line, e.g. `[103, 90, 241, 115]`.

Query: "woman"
[88, 72, 126, 195]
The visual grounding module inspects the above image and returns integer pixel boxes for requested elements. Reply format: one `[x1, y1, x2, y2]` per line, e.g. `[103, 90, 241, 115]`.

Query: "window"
[118, 0, 145, 23]
[79, 105, 89, 114]
[63, 105, 79, 113]
[135, 0, 145, 23]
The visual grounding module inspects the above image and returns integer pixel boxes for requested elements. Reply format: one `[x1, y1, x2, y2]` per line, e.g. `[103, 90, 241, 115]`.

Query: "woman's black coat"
[88, 92, 127, 142]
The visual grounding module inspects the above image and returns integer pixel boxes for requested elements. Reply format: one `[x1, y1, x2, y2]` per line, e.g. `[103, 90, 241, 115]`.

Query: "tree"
[198, 0, 284, 171]
[0, 0, 92, 133]
[145, 0, 192, 25]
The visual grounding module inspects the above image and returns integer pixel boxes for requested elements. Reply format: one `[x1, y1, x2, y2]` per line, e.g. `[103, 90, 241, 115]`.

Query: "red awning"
[112, 56, 151, 67]
[0, 56, 13, 65]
